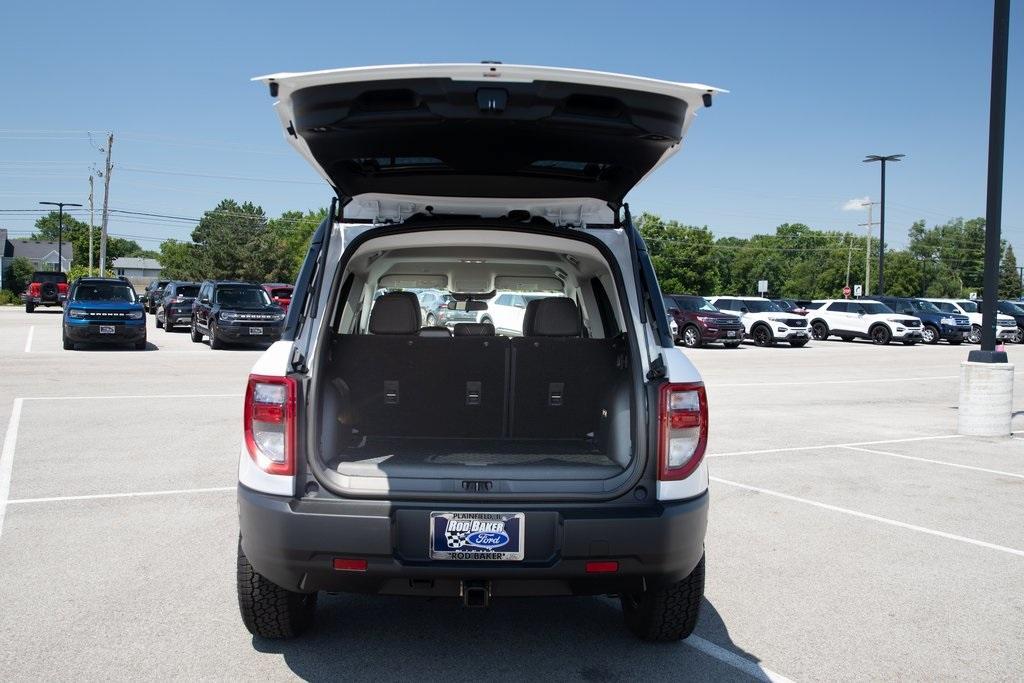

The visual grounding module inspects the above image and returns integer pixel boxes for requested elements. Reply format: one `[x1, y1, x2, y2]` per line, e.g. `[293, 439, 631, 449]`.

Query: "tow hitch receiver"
[461, 580, 491, 607]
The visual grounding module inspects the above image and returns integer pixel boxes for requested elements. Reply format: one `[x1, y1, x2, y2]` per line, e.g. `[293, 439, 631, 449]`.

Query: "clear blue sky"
[1, 0, 1020, 253]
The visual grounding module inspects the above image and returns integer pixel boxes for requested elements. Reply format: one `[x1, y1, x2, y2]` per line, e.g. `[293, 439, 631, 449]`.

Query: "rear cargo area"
[320, 325, 633, 482]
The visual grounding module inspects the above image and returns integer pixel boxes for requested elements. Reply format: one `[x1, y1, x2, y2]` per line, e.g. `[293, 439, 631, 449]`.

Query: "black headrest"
[453, 323, 495, 336]
[418, 326, 453, 338]
[523, 298, 581, 337]
[369, 292, 421, 334]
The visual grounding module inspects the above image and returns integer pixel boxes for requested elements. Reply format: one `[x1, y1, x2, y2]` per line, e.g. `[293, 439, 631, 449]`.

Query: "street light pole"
[39, 201, 82, 272]
[862, 154, 904, 296]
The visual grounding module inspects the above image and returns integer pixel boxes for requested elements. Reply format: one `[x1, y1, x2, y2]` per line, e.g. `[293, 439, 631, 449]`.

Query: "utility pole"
[98, 133, 113, 274]
[845, 236, 854, 287]
[88, 175, 95, 276]
[859, 201, 879, 295]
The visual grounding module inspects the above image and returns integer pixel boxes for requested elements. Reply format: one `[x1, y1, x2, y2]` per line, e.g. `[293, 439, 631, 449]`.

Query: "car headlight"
[220, 311, 239, 321]
[273, 312, 285, 322]
[886, 317, 903, 323]
[767, 317, 789, 324]
[68, 308, 87, 318]
[940, 317, 956, 325]
[127, 310, 144, 320]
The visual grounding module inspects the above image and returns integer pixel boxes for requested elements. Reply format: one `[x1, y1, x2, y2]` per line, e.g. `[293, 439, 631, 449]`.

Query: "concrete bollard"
[958, 361, 1014, 436]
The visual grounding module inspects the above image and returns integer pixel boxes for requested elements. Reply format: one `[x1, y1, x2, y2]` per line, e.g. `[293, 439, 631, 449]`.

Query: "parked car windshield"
[671, 296, 717, 312]
[911, 299, 941, 313]
[216, 286, 270, 307]
[861, 302, 894, 314]
[741, 299, 781, 313]
[957, 300, 978, 313]
[73, 282, 137, 302]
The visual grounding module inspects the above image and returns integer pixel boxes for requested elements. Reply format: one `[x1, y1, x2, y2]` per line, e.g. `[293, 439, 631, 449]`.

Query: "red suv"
[664, 294, 744, 348]
[23, 271, 69, 313]
[262, 283, 294, 313]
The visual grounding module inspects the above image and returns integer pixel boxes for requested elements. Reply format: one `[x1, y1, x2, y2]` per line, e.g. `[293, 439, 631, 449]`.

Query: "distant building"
[113, 257, 163, 288]
[1, 231, 73, 290]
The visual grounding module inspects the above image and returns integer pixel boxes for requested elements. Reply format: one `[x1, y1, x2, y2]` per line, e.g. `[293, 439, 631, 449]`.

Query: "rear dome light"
[658, 383, 708, 481]
[244, 374, 296, 476]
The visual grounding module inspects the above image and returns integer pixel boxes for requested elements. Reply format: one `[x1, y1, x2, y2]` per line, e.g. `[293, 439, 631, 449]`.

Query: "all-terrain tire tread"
[623, 554, 705, 641]
[237, 540, 315, 639]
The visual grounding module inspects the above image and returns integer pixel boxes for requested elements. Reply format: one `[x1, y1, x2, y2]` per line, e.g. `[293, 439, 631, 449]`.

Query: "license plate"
[99, 325, 115, 334]
[430, 511, 525, 561]
[726, 330, 737, 337]
[248, 327, 263, 335]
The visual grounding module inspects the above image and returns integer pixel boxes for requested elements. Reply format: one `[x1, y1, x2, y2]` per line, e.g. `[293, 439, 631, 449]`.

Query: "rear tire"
[969, 325, 981, 344]
[25, 302, 34, 314]
[921, 324, 939, 344]
[155, 315, 163, 329]
[426, 313, 436, 326]
[622, 554, 705, 642]
[237, 539, 317, 639]
[682, 325, 702, 348]
[164, 320, 174, 332]
[190, 320, 203, 343]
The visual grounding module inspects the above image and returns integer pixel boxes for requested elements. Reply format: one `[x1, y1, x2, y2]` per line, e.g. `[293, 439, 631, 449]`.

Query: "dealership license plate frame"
[429, 511, 525, 561]
[248, 326, 263, 336]
[99, 325, 115, 334]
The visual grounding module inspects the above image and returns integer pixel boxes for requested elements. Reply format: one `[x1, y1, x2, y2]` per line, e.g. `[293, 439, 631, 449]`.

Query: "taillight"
[658, 382, 708, 481]
[244, 374, 296, 476]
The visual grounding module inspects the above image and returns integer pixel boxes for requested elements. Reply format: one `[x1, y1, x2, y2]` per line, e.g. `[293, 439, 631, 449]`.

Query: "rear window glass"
[176, 285, 200, 298]
[73, 282, 136, 302]
[270, 288, 293, 298]
[216, 286, 270, 307]
[33, 272, 67, 284]
[957, 301, 978, 313]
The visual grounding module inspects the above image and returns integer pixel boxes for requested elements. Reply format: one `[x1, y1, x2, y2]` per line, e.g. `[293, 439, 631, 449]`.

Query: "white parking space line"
[6, 486, 235, 505]
[685, 635, 794, 683]
[23, 326, 34, 353]
[0, 398, 24, 541]
[22, 393, 242, 402]
[711, 476, 1024, 558]
[712, 375, 958, 388]
[841, 445, 1024, 479]
[708, 433, 963, 458]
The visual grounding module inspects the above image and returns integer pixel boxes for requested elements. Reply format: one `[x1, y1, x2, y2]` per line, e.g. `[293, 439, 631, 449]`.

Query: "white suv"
[706, 296, 810, 347]
[237, 63, 719, 642]
[923, 298, 1018, 343]
[807, 299, 924, 345]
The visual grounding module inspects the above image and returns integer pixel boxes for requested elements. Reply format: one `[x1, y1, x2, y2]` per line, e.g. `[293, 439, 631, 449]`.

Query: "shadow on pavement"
[253, 595, 770, 682]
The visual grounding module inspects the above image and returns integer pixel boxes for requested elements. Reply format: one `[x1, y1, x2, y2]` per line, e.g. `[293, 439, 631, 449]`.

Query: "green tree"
[637, 213, 721, 295]
[268, 208, 327, 281]
[158, 239, 204, 281]
[6, 257, 36, 293]
[999, 244, 1020, 299]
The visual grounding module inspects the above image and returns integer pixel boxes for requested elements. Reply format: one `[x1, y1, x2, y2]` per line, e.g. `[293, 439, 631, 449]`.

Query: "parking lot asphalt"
[1, 306, 1022, 681]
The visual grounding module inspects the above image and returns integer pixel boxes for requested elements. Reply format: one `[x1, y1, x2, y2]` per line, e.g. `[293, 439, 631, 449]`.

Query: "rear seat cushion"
[454, 323, 495, 336]
[523, 298, 581, 337]
[369, 292, 421, 334]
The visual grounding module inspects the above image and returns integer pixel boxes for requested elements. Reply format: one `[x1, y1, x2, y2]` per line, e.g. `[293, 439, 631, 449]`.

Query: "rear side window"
[827, 302, 847, 312]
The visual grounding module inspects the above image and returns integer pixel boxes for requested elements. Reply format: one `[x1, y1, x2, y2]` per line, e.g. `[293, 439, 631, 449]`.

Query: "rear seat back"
[511, 298, 623, 438]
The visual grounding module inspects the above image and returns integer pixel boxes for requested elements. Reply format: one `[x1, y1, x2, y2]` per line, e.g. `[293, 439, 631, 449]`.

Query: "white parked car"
[237, 63, 719, 642]
[923, 298, 1018, 343]
[806, 299, 923, 345]
[706, 296, 810, 347]
[488, 291, 558, 336]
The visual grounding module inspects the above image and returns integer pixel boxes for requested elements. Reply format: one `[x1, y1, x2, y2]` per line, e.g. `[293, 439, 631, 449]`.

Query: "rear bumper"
[24, 294, 64, 305]
[238, 485, 709, 596]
